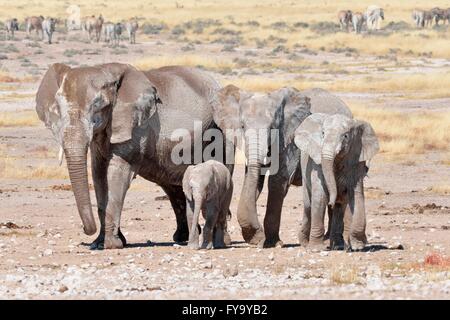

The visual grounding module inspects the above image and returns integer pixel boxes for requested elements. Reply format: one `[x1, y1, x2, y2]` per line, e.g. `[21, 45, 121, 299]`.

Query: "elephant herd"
[35, 63, 379, 252]
[3, 14, 139, 45]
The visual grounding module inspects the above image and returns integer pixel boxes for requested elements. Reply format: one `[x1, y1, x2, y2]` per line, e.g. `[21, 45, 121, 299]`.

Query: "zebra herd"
[412, 7, 450, 28]
[338, 5, 385, 33]
[3, 15, 139, 45]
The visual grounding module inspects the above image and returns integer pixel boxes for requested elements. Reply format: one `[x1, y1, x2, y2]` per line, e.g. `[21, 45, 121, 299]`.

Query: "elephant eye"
[343, 133, 349, 139]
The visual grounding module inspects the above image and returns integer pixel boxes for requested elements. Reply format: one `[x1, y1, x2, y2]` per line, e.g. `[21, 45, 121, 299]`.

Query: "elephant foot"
[307, 239, 328, 252]
[262, 237, 284, 248]
[89, 234, 105, 250]
[104, 234, 125, 249]
[348, 236, 366, 251]
[187, 241, 200, 250]
[241, 226, 265, 246]
[201, 241, 213, 250]
[223, 230, 232, 246]
[329, 238, 346, 251]
[298, 232, 310, 247]
[173, 227, 189, 243]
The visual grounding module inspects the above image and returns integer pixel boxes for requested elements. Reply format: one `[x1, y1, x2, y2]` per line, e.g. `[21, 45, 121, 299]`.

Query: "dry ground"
[0, 1, 449, 299]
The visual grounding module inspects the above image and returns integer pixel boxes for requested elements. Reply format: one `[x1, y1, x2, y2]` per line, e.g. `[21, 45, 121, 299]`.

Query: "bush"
[310, 21, 340, 34]
[141, 22, 168, 35]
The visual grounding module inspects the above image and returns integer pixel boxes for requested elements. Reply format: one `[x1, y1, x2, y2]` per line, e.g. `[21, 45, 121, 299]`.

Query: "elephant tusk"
[58, 147, 64, 166]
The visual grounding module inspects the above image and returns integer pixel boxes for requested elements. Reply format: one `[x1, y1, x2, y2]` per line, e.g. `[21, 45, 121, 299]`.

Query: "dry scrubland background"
[0, 0, 449, 299]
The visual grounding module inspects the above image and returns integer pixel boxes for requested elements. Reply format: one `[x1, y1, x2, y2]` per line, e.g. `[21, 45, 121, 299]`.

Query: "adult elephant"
[212, 85, 311, 247]
[366, 5, 384, 31]
[35, 63, 227, 249]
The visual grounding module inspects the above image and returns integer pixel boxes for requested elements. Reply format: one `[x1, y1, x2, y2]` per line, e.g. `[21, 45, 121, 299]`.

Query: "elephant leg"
[213, 209, 227, 249]
[89, 149, 107, 250]
[103, 155, 134, 249]
[161, 184, 189, 243]
[299, 184, 311, 246]
[323, 205, 332, 240]
[343, 204, 352, 248]
[186, 198, 199, 250]
[202, 203, 217, 250]
[329, 202, 346, 250]
[309, 176, 327, 250]
[263, 173, 289, 248]
[348, 177, 368, 251]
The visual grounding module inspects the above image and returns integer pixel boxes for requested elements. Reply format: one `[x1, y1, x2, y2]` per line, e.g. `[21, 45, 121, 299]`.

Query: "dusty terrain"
[1, 4, 450, 299]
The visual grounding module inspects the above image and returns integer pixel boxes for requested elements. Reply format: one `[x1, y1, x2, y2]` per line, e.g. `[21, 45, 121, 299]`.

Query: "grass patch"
[0, 156, 69, 179]
[134, 55, 236, 72]
[349, 103, 450, 156]
[330, 266, 360, 285]
[0, 111, 39, 127]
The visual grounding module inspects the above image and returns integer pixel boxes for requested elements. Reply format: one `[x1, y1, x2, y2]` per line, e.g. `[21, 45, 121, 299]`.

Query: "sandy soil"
[0, 29, 449, 299]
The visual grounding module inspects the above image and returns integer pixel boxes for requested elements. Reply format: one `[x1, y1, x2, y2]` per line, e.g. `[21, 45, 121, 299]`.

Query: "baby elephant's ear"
[355, 120, 380, 165]
[182, 166, 193, 201]
[294, 113, 327, 165]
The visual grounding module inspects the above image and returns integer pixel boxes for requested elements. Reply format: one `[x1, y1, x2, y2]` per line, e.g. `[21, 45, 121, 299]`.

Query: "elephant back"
[303, 88, 353, 118]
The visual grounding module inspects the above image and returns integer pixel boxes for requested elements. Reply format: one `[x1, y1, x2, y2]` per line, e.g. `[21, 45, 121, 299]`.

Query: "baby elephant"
[182, 160, 233, 250]
[294, 113, 379, 251]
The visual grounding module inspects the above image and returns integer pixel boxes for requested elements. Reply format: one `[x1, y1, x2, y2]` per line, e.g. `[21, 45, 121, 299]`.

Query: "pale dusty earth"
[0, 29, 449, 300]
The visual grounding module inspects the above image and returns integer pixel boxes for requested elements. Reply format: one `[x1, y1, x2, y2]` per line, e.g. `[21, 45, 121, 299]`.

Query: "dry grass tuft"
[0, 157, 69, 180]
[348, 103, 450, 156]
[330, 266, 359, 285]
[0, 111, 40, 127]
[134, 55, 235, 72]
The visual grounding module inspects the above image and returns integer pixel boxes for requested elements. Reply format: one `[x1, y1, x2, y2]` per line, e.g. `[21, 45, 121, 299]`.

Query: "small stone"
[223, 265, 239, 278]
[43, 249, 53, 256]
[268, 252, 274, 261]
[58, 285, 68, 293]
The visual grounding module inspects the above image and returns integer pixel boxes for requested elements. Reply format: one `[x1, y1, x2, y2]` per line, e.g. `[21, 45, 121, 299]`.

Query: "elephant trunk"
[321, 147, 337, 208]
[63, 124, 96, 236]
[237, 134, 264, 243]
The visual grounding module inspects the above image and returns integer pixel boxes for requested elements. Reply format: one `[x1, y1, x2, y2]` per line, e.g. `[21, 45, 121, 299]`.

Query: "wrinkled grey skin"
[42, 18, 57, 44]
[36, 63, 229, 249]
[303, 88, 353, 118]
[26, 16, 44, 40]
[412, 9, 425, 28]
[338, 10, 353, 31]
[182, 160, 233, 250]
[366, 5, 384, 31]
[5, 18, 19, 40]
[125, 20, 139, 44]
[213, 85, 311, 247]
[352, 12, 366, 33]
[294, 113, 379, 251]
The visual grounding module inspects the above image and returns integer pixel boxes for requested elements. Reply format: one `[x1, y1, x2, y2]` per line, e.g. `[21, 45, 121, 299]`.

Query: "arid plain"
[0, 0, 449, 299]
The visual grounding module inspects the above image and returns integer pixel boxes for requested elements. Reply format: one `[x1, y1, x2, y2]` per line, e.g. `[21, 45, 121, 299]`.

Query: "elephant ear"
[213, 84, 248, 131]
[275, 87, 312, 147]
[182, 166, 193, 201]
[355, 120, 380, 166]
[101, 63, 160, 144]
[294, 113, 328, 165]
[35, 63, 71, 144]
